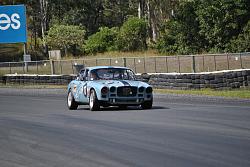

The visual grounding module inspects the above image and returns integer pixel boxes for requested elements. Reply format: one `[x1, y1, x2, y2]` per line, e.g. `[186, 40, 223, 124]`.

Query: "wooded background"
[0, 0, 250, 61]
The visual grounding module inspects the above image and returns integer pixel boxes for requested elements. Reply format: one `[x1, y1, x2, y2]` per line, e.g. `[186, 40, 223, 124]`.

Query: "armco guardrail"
[0, 52, 250, 75]
[1, 69, 250, 90]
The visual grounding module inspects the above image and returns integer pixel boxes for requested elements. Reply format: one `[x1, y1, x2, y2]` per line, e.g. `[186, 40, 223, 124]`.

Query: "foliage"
[196, 0, 250, 53]
[84, 27, 119, 54]
[1, 0, 250, 60]
[0, 44, 23, 62]
[117, 17, 147, 51]
[226, 20, 250, 52]
[156, 1, 205, 54]
[45, 24, 85, 55]
[156, 0, 250, 54]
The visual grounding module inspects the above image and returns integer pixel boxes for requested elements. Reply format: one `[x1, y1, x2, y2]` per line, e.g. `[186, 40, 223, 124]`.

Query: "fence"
[0, 52, 250, 75]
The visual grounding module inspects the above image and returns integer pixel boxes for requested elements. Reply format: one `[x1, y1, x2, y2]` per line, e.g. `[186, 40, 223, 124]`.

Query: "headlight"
[138, 87, 145, 92]
[146, 87, 153, 93]
[110, 86, 116, 92]
[101, 87, 109, 94]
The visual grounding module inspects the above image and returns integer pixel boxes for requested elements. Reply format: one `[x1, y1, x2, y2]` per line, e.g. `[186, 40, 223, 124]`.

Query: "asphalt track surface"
[0, 88, 250, 167]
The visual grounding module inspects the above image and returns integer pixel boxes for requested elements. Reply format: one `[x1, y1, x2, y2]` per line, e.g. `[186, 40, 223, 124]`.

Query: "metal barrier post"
[50, 60, 55, 75]
[226, 53, 230, 70]
[240, 53, 243, 69]
[123, 58, 127, 67]
[192, 56, 196, 73]
[177, 56, 181, 73]
[22, 62, 25, 73]
[24, 62, 28, 73]
[36, 61, 38, 74]
[143, 57, 146, 73]
[82, 60, 85, 67]
[214, 55, 217, 71]
[71, 60, 74, 74]
[60, 60, 63, 74]
[202, 55, 205, 72]
[9, 63, 11, 74]
[154, 57, 157, 73]
[166, 57, 168, 73]
[134, 58, 137, 73]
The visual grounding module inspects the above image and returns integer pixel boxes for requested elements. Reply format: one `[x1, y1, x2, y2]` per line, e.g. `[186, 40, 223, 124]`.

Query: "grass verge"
[0, 84, 249, 99]
[154, 88, 250, 99]
[63, 49, 163, 59]
[0, 84, 67, 89]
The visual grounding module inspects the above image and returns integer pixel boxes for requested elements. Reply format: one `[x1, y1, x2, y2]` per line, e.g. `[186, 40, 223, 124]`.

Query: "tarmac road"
[0, 88, 250, 167]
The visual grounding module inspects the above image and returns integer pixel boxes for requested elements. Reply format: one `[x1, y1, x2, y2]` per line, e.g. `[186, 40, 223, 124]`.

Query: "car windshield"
[89, 68, 135, 80]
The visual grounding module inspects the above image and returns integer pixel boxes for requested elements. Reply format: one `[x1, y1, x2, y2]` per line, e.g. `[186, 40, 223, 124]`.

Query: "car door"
[76, 69, 89, 103]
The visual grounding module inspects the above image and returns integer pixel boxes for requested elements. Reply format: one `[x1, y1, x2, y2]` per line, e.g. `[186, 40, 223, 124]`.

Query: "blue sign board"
[0, 5, 27, 43]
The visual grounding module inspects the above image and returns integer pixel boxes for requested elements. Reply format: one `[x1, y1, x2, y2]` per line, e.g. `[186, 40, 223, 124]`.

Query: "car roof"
[86, 66, 130, 71]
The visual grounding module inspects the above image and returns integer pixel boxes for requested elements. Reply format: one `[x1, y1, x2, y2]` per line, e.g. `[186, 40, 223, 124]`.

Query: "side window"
[81, 69, 88, 81]
[79, 69, 85, 81]
[127, 70, 135, 80]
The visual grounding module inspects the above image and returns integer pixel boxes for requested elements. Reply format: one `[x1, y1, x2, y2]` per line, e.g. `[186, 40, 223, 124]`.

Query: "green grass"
[63, 49, 163, 60]
[154, 88, 250, 99]
[0, 83, 249, 99]
[0, 84, 67, 89]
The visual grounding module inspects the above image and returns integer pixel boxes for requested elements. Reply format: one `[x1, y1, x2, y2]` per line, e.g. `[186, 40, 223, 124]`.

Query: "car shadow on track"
[77, 105, 169, 111]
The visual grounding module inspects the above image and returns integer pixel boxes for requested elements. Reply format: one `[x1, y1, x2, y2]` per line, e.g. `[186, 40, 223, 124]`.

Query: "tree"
[226, 20, 250, 52]
[117, 17, 147, 51]
[45, 25, 85, 56]
[156, 0, 205, 54]
[196, 0, 250, 52]
[84, 27, 118, 54]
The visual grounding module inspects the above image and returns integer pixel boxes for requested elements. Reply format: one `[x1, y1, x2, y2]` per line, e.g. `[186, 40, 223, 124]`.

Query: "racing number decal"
[83, 84, 87, 96]
[73, 85, 77, 93]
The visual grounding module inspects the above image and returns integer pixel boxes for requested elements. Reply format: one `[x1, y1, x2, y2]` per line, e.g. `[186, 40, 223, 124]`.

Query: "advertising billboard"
[0, 5, 27, 43]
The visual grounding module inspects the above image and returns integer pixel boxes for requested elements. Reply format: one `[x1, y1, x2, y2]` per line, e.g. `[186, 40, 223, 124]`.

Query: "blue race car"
[67, 66, 153, 111]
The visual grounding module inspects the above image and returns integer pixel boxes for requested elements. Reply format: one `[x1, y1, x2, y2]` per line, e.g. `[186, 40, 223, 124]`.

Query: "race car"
[67, 66, 153, 111]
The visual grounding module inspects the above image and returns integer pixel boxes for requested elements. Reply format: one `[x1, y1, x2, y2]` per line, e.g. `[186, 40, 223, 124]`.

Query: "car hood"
[90, 80, 150, 88]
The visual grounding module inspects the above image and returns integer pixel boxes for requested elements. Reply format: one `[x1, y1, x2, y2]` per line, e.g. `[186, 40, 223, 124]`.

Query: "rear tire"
[89, 89, 100, 111]
[141, 99, 153, 109]
[67, 91, 78, 110]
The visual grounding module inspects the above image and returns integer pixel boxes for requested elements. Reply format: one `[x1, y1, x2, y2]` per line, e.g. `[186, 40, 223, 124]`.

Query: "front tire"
[141, 99, 153, 109]
[89, 89, 100, 111]
[67, 91, 78, 110]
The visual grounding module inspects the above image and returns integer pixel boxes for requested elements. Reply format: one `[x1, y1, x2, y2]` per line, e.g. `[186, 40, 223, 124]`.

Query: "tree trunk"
[40, 0, 49, 56]
[147, 0, 157, 42]
[138, 0, 145, 19]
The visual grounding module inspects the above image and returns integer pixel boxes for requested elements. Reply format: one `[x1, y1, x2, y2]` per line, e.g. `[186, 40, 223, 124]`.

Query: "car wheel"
[67, 91, 78, 110]
[141, 99, 153, 109]
[89, 89, 100, 111]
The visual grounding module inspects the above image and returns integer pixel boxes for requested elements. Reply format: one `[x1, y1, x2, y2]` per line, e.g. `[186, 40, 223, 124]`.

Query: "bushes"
[84, 17, 147, 54]
[84, 27, 118, 54]
[116, 17, 147, 51]
[45, 25, 85, 56]
[225, 20, 250, 52]
[156, 0, 250, 54]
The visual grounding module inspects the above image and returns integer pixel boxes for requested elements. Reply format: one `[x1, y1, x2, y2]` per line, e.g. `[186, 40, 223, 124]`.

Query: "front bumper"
[99, 94, 152, 106]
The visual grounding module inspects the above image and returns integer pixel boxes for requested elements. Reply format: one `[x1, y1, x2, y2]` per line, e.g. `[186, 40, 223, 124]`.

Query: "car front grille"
[117, 86, 137, 97]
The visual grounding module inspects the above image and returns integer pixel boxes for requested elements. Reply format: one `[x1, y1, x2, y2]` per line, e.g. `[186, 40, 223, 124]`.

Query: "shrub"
[45, 24, 85, 56]
[225, 20, 250, 52]
[84, 27, 118, 54]
[116, 17, 147, 51]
